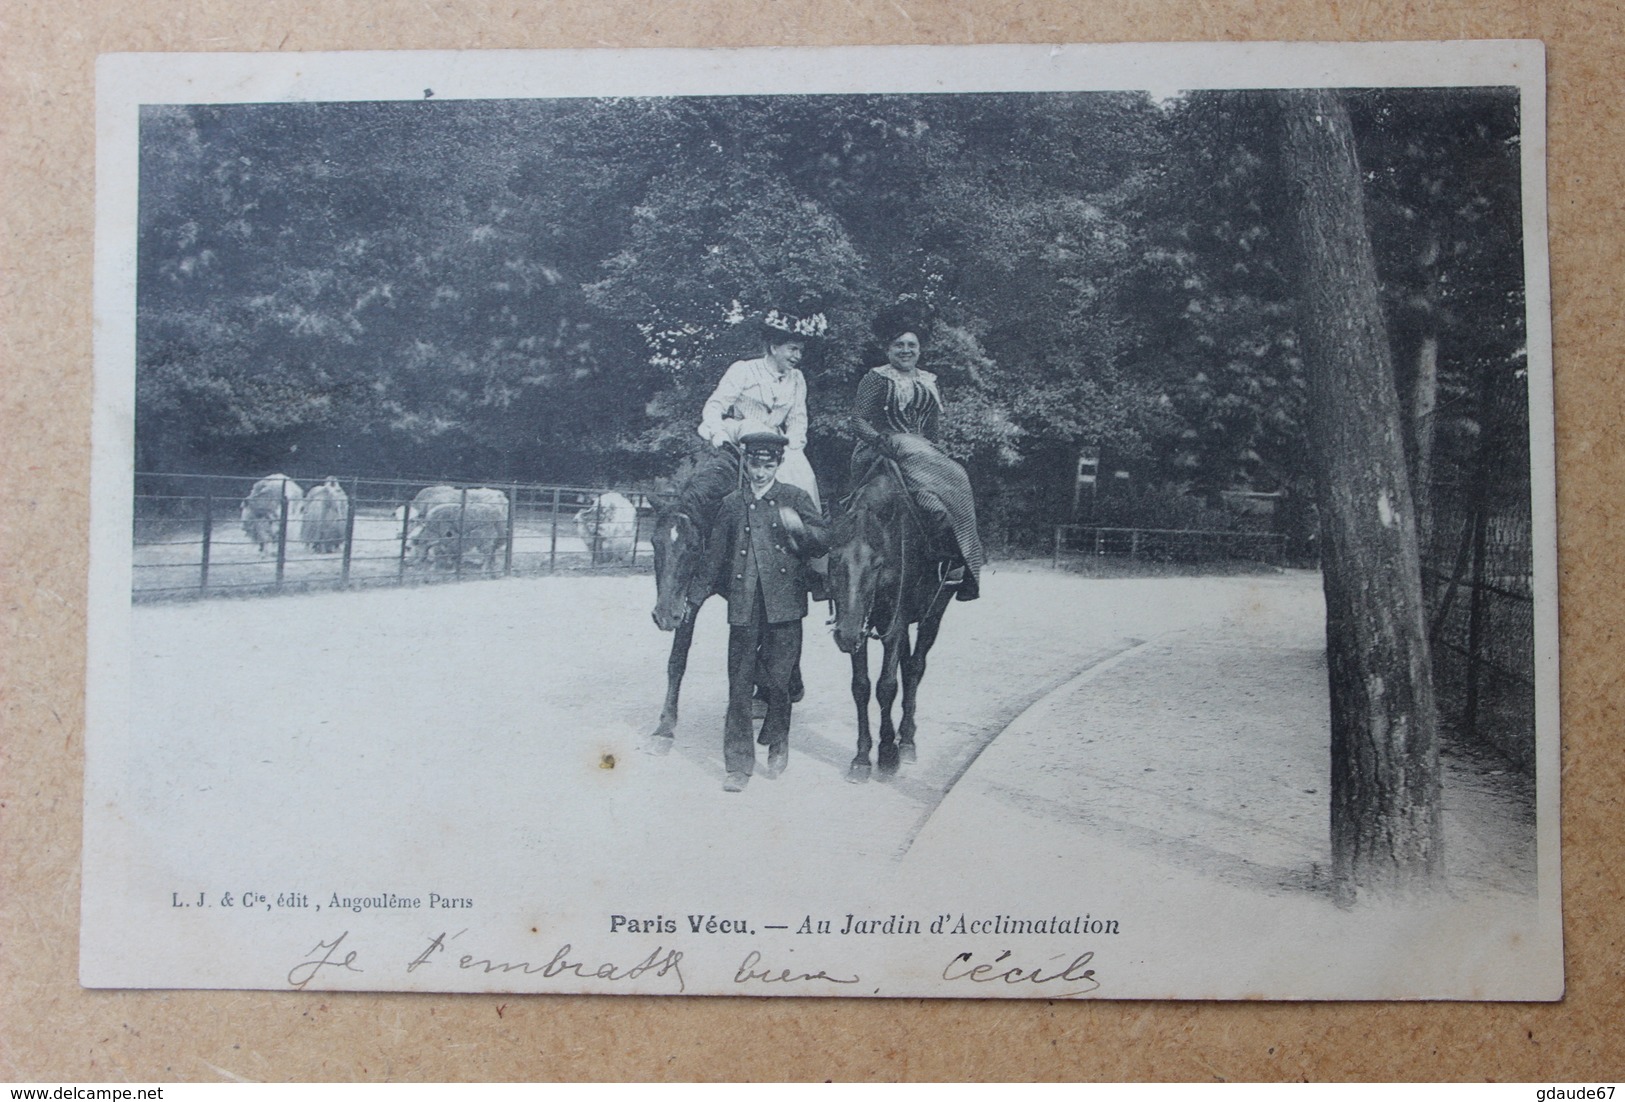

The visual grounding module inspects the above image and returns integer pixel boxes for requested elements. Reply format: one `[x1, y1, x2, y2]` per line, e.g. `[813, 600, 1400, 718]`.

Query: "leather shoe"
[762, 744, 788, 778]
[723, 771, 750, 792]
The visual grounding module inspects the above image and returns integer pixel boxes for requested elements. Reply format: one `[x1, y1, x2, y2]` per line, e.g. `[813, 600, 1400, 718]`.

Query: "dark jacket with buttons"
[691, 480, 830, 626]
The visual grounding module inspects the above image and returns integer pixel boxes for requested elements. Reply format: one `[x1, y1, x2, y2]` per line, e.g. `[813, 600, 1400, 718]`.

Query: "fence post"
[340, 478, 358, 589]
[398, 500, 412, 581]
[1094, 528, 1103, 557]
[200, 494, 213, 593]
[1052, 526, 1062, 569]
[454, 488, 468, 581]
[274, 489, 290, 591]
[628, 494, 642, 568]
[504, 482, 517, 576]
[1130, 529, 1140, 561]
[549, 488, 560, 573]
[1428, 515, 1478, 646]
[1463, 504, 1490, 741]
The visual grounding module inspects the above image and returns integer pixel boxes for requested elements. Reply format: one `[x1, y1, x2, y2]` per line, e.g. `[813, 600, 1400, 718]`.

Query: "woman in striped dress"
[849, 306, 983, 601]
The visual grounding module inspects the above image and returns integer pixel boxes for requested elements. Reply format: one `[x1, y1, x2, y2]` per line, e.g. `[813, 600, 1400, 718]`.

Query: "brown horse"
[828, 462, 957, 782]
[648, 450, 741, 741]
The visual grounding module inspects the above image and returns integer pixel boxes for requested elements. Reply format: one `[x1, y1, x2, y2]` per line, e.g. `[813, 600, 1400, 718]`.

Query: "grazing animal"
[409, 500, 508, 571]
[574, 491, 638, 563]
[241, 474, 305, 554]
[300, 476, 350, 553]
[462, 486, 511, 526]
[395, 484, 461, 524]
[397, 484, 509, 521]
[648, 450, 743, 739]
[828, 461, 959, 782]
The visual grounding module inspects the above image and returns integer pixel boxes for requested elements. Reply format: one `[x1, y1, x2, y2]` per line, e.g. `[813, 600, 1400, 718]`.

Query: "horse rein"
[872, 511, 909, 641]
[834, 457, 945, 643]
[862, 477, 920, 643]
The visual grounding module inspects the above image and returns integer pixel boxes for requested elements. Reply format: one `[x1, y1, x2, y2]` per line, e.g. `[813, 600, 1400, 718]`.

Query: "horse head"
[650, 498, 706, 631]
[830, 477, 903, 654]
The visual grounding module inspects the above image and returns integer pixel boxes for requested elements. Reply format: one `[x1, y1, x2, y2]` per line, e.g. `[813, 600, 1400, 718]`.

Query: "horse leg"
[875, 629, 909, 777]
[847, 639, 874, 783]
[898, 589, 952, 764]
[653, 612, 697, 740]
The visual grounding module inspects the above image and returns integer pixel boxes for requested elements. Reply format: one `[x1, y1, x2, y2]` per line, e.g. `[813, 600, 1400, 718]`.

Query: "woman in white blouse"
[698, 311, 824, 511]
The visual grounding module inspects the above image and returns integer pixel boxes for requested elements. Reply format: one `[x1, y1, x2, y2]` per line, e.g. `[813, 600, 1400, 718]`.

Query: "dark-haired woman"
[850, 327, 942, 447]
[849, 309, 983, 600]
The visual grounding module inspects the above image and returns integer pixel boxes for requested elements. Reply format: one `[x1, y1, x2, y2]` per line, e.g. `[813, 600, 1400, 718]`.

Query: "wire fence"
[1051, 525, 1286, 568]
[132, 472, 657, 602]
[1418, 363, 1536, 771]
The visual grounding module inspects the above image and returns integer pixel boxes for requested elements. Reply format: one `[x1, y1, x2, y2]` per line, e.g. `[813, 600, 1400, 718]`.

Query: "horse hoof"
[899, 742, 917, 764]
[643, 733, 674, 756]
[847, 761, 871, 784]
[877, 744, 900, 775]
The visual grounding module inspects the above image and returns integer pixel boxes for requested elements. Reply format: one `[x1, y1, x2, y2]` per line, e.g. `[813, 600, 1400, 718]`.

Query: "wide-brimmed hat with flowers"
[758, 307, 829, 343]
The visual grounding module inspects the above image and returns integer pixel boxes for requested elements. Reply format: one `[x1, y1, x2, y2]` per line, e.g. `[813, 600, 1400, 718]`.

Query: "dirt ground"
[90, 563, 1546, 996]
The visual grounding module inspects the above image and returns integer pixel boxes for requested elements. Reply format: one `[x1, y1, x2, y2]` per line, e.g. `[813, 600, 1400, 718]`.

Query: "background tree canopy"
[136, 88, 1525, 543]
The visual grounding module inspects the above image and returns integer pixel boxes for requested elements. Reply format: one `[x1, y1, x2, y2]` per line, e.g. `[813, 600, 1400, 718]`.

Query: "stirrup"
[939, 562, 967, 587]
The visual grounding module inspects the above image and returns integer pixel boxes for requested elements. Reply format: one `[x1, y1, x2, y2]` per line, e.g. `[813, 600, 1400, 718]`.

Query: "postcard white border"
[87, 42, 1560, 999]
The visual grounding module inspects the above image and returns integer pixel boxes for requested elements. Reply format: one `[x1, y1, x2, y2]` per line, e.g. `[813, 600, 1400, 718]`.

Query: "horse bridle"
[656, 507, 706, 625]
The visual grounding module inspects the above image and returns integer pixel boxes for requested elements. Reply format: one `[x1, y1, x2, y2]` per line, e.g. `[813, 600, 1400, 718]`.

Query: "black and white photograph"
[82, 43, 1561, 998]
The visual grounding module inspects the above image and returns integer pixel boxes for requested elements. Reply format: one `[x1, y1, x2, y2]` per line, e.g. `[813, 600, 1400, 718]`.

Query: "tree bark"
[1410, 334, 1439, 550]
[1277, 90, 1443, 904]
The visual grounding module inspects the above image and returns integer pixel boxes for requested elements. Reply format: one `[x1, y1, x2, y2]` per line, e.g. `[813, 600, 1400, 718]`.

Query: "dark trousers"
[725, 589, 803, 775]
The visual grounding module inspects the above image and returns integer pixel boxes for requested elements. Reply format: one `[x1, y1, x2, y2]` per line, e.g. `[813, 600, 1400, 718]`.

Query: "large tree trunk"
[1277, 90, 1443, 904]
[1410, 333, 1439, 550]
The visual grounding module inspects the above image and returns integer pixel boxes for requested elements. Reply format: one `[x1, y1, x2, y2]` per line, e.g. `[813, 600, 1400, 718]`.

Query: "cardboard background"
[3, 1, 1620, 1082]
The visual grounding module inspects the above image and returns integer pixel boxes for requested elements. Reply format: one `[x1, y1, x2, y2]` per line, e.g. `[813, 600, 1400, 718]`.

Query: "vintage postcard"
[83, 42, 1560, 998]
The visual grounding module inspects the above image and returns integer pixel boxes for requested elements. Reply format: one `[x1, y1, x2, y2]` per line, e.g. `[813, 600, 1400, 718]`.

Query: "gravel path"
[94, 565, 1545, 995]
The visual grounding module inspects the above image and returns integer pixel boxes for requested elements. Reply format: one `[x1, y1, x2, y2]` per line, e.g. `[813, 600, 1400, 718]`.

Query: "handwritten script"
[287, 931, 363, 990]
[942, 949, 1100, 995]
[286, 931, 1101, 996]
[733, 949, 860, 987]
[406, 930, 686, 992]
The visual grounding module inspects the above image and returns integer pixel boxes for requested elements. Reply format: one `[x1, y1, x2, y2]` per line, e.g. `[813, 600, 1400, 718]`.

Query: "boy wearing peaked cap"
[688, 430, 830, 792]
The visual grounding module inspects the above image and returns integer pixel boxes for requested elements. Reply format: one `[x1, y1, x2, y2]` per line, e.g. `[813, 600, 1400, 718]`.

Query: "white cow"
[574, 491, 637, 563]
[396, 485, 509, 525]
[409, 501, 508, 571]
[241, 474, 305, 553]
[300, 476, 350, 553]
[394, 485, 457, 525]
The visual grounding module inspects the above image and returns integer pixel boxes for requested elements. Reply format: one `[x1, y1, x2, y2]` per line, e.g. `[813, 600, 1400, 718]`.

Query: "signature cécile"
[942, 949, 1101, 995]
[287, 933, 1100, 995]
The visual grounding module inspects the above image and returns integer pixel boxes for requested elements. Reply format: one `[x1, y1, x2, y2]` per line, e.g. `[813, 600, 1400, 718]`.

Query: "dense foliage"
[136, 88, 1525, 541]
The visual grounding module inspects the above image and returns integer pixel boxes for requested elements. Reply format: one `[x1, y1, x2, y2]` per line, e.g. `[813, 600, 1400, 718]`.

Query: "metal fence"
[1418, 363, 1536, 770]
[1051, 525, 1286, 567]
[132, 473, 658, 601]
